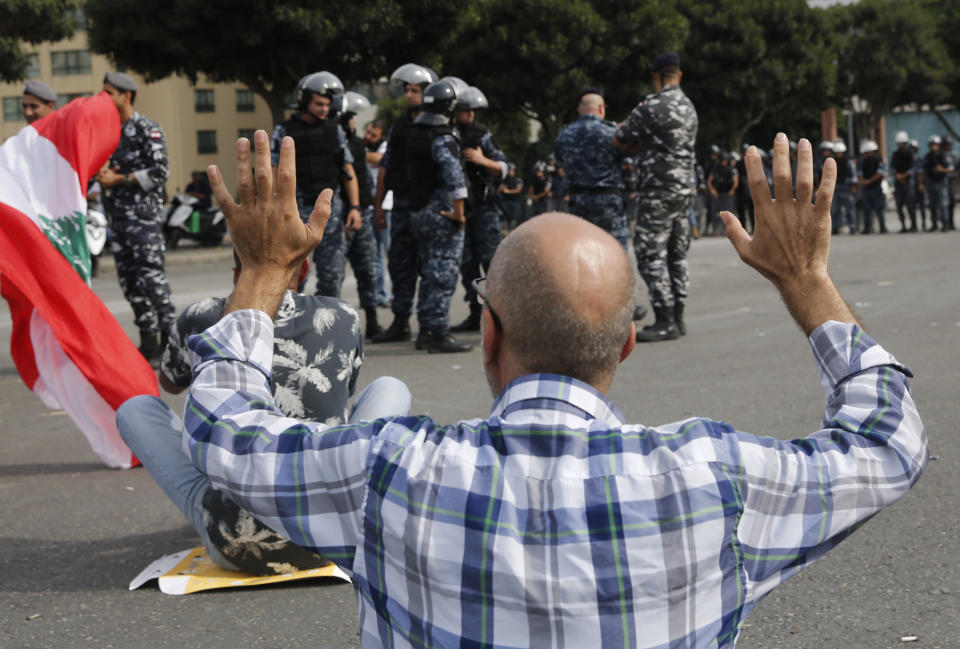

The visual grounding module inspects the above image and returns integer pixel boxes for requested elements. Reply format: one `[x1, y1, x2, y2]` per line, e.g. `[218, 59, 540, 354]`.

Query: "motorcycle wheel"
[165, 228, 181, 250]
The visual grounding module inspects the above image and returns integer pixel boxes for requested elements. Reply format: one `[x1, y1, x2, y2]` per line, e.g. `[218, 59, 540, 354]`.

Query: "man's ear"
[620, 322, 636, 363]
[481, 308, 499, 368]
[297, 258, 310, 285]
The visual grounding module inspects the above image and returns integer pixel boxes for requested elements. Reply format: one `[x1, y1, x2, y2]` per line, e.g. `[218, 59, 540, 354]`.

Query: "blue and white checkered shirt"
[185, 310, 926, 649]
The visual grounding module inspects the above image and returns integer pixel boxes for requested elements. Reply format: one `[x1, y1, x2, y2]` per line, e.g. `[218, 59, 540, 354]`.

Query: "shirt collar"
[489, 373, 625, 427]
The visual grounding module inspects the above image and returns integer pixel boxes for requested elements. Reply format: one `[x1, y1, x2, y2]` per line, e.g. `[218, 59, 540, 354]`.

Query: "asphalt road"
[1, 225, 957, 649]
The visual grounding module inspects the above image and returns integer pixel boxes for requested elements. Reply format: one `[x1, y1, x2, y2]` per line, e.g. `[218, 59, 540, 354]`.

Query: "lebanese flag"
[0, 92, 159, 469]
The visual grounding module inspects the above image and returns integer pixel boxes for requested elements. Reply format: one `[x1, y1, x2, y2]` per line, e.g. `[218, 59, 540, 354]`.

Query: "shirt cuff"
[808, 320, 912, 395]
[449, 187, 468, 201]
[187, 309, 276, 380]
[132, 170, 155, 192]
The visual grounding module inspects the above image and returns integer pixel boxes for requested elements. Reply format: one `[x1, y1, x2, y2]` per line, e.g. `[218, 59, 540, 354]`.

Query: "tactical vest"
[283, 115, 342, 198]
[345, 133, 372, 209]
[384, 114, 417, 196]
[458, 121, 491, 203]
[406, 123, 456, 210]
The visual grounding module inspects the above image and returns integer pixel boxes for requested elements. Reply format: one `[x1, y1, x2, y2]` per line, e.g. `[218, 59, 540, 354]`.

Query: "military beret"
[103, 72, 138, 92]
[652, 53, 681, 72]
[576, 86, 604, 102]
[23, 80, 57, 103]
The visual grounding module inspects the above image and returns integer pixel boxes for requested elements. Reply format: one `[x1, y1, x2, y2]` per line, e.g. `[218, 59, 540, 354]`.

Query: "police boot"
[633, 304, 648, 322]
[674, 303, 686, 336]
[635, 307, 679, 343]
[364, 307, 383, 340]
[371, 317, 411, 343]
[450, 304, 481, 333]
[138, 329, 161, 361]
[415, 329, 473, 354]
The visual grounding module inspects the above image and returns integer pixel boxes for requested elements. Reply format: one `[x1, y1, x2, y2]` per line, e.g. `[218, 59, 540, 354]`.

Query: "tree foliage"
[442, 0, 687, 143]
[828, 0, 952, 144]
[85, 0, 464, 124]
[0, 0, 79, 82]
[676, 0, 833, 154]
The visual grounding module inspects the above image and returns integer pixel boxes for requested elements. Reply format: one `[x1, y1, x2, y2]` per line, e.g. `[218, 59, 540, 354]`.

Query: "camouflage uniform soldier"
[614, 53, 698, 342]
[97, 72, 174, 360]
[374, 79, 471, 353]
[553, 87, 629, 249]
[269, 72, 363, 298]
[451, 86, 509, 333]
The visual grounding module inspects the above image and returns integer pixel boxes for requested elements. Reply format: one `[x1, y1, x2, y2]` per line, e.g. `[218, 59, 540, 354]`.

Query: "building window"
[26, 54, 41, 78]
[197, 130, 218, 154]
[237, 128, 255, 142]
[55, 92, 92, 109]
[51, 50, 92, 75]
[194, 89, 215, 113]
[236, 89, 255, 112]
[67, 7, 87, 31]
[3, 97, 24, 122]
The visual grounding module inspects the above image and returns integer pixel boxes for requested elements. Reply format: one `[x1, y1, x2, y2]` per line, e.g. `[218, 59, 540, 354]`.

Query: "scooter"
[163, 194, 226, 250]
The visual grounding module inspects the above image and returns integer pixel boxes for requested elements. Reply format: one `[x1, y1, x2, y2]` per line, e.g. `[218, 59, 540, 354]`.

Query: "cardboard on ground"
[129, 547, 352, 595]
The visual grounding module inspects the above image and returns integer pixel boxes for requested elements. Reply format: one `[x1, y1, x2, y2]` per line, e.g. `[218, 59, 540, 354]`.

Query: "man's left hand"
[344, 208, 363, 232]
[208, 131, 330, 316]
[96, 166, 125, 188]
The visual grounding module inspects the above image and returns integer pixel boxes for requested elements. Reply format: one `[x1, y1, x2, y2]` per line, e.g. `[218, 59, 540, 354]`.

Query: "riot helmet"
[928, 134, 941, 146]
[419, 80, 459, 117]
[339, 91, 371, 117]
[833, 140, 847, 154]
[390, 63, 435, 88]
[295, 71, 344, 110]
[440, 76, 469, 93]
[860, 139, 878, 154]
[457, 86, 488, 111]
[894, 130, 909, 144]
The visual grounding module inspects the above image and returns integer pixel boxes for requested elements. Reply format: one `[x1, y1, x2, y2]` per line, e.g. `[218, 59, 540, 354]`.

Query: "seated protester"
[117, 251, 411, 575]
[183, 132, 926, 646]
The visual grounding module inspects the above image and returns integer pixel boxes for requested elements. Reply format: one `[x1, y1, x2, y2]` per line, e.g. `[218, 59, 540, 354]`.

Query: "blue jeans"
[117, 376, 412, 569]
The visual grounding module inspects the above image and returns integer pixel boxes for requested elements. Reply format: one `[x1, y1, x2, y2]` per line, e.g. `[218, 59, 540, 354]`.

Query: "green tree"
[829, 0, 952, 147]
[443, 0, 687, 144]
[676, 0, 834, 155]
[86, 0, 464, 125]
[0, 0, 79, 82]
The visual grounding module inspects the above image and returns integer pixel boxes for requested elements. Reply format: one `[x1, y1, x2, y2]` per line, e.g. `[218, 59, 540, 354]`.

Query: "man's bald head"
[578, 93, 605, 117]
[485, 213, 634, 388]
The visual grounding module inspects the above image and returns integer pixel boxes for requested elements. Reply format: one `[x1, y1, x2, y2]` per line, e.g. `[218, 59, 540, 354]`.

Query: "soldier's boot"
[635, 307, 679, 343]
[633, 304, 648, 322]
[138, 329, 161, 361]
[371, 317, 411, 343]
[674, 303, 686, 336]
[450, 303, 482, 333]
[415, 329, 473, 354]
[364, 307, 384, 340]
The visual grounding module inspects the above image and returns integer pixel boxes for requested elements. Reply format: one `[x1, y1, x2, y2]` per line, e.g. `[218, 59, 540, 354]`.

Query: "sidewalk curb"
[96, 241, 235, 274]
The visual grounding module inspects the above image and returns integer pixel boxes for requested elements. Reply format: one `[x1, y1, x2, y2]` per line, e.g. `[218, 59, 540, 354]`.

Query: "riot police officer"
[97, 72, 175, 360]
[831, 140, 857, 234]
[857, 139, 887, 234]
[333, 91, 383, 339]
[890, 131, 917, 232]
[920, 134, 953, 232]
[269, 72, 362, 295]
[450, 85, 509, 333]
[374, 79, 471, 353]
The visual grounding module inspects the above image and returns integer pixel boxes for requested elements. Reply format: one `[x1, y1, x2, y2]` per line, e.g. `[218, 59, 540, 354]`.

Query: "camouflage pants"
[459, 201, 502, 308]
[111, 219, 175, 333]
[312, 200, 379, 309]
[568, 193, 629, 250]
[388, 196, 465, 331]
[634, 194, 693, 310]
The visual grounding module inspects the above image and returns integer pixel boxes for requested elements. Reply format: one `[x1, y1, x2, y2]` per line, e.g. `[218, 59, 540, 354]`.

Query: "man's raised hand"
[208, 131, 331, 318]
[720, 133, 857, 335]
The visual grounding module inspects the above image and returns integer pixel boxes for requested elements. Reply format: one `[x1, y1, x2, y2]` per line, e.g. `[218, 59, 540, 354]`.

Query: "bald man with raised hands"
[184, 130, 925, 649]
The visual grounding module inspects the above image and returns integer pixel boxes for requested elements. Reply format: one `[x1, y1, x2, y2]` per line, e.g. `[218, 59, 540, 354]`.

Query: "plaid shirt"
[185, 311, 926, 649]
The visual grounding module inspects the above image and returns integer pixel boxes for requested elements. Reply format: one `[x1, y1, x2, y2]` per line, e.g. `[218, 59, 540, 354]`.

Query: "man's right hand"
[721, 133, 857, 335]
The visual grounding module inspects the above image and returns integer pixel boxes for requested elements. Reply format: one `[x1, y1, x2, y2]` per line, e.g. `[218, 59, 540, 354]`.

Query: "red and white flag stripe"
[0, 92, 159, 468]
